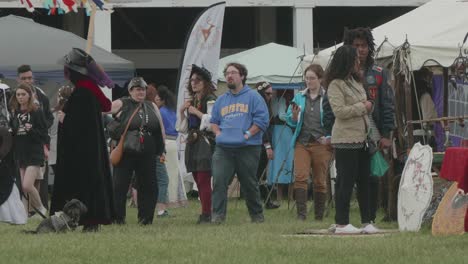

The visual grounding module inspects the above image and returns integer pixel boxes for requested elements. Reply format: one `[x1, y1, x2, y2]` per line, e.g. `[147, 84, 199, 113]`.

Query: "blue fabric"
[210, 85, 269, 147]
[271, 82, 304, 90]
[188, 114, 201, 129]
[267, 125, 293, 185]
[159, 106, 178, 137]
[156, 156, 169, 203]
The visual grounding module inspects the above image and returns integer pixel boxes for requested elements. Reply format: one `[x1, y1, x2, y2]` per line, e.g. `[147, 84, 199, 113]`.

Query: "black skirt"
[184, 130, 215, 172]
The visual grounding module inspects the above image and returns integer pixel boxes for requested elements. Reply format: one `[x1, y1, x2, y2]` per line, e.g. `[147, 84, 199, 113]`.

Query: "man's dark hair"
[17, 65, 32, 75]
[324, 45, 359, 87]
[343, 27, 375, 69]
[223, 62, 248, 85]
[156, 85, 177, 111]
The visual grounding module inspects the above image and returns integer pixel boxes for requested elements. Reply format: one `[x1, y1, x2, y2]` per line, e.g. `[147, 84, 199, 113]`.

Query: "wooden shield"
[432, 182, 467, 236]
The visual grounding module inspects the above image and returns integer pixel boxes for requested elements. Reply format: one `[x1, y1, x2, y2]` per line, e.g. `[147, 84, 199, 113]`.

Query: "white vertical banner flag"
[176, 2, 225, 189]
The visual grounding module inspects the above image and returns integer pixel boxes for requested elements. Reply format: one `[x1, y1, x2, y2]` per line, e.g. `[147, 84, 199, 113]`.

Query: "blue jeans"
[156, 156, 169, 204]
[211, 145, 263, 220]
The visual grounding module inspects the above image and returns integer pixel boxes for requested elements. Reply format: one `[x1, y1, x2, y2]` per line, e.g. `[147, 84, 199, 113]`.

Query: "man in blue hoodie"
[210, 62, 269, 223]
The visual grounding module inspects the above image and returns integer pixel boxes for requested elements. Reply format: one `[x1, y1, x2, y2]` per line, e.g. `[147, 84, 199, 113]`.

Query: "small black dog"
[26, 199, 88, 234]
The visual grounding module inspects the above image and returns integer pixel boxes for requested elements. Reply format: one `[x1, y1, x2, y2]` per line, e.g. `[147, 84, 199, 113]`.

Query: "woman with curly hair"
[177, 64, 216, 224]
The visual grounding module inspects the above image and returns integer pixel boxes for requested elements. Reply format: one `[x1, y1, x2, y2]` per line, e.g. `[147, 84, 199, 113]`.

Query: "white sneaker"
[334, 224, 362, 234]
[362, 224, 379, 234]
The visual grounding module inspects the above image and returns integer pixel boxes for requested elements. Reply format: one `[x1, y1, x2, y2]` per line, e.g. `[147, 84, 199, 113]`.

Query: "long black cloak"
[50, 84, 114, 225]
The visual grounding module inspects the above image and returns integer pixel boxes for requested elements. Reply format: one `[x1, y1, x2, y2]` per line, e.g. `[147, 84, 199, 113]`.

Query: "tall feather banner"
[175, 2, 226, 189]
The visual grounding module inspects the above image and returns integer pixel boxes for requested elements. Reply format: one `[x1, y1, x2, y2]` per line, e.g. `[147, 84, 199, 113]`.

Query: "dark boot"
[196, 214, 211, 224]
[314, 192, 327, 221]
[294, 188, 307, 221]
[82, 224, 100, 232]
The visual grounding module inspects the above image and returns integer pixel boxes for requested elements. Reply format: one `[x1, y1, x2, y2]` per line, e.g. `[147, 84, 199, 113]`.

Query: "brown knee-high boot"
[294, 188, 307, 220]
[314, 192, 327, 221]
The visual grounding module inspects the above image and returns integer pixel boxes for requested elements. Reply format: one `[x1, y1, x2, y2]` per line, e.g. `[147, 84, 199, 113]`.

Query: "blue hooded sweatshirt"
[210, 85, 269, 147]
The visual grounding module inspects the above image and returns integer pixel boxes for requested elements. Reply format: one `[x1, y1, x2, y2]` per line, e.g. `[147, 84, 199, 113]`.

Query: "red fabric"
[76, 80, 111, 112]
[440, 147, 468, 232]
[466, 209, 468, 232]
[62, 0, 76, 11]
[440, 147, 468, 192]
[193, 171, 212, 215]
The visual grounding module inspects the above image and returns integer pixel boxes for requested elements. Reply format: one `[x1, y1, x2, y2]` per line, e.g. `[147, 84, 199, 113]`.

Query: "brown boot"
[314, 192, 327, 221]
[294, 188, 307, 221]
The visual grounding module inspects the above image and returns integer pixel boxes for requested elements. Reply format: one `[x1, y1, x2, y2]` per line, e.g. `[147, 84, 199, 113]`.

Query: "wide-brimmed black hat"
[58, 48, 95, 76]
[0, 127, 12, 159]
[190, 64, 212, 82]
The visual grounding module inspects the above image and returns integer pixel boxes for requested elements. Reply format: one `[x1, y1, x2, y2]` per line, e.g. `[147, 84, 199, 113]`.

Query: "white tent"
[0, 15, 134, 86]
[305, 0, 468, 70]
[218, 42, 304, 89]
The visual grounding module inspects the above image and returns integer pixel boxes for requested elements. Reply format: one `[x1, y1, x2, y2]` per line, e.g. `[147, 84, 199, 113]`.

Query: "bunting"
[18, 0, 111, 15]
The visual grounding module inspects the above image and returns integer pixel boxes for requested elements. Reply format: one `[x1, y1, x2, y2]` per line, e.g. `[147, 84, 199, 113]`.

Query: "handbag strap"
[119, 104, 141, 143]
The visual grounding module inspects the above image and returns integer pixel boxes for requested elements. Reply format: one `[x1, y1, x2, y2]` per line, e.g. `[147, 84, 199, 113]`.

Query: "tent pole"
[85, 4, 97, 54]
[404, 79, 414, 149]
[393, 74, 406, 152]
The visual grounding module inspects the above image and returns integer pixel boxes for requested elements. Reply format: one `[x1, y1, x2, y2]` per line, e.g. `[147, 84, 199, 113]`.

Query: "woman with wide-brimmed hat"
[50, 48, 115, 232]
[176, 64, 217, 224]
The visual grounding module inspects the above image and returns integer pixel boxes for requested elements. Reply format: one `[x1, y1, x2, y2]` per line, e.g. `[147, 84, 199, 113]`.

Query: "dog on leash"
[26, 199, 88, 234]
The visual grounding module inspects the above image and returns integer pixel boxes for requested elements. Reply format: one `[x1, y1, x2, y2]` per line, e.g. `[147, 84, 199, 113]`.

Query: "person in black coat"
[50, 48, 115, 232]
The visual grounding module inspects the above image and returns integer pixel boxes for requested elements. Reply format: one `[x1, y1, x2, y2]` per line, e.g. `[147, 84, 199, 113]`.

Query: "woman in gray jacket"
[326, 45, 376, 234]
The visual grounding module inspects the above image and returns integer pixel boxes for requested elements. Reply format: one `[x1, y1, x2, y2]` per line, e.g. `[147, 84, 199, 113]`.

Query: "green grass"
[0, 199, 466, 264]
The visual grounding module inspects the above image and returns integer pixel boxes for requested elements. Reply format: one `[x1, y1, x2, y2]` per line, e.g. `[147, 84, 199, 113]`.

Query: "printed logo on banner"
[192, 17, 222, 49]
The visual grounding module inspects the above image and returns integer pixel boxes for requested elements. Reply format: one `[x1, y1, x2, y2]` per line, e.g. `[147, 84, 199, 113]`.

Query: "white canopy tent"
[304, 0, 468, 70]
[218, 42, 304, 89]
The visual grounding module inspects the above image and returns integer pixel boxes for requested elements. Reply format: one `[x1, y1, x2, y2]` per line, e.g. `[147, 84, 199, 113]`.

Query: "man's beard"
[227, 83, 236, 90]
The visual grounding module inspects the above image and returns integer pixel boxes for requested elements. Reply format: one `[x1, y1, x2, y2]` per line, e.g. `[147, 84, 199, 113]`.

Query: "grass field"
[1, 199, 466, 264]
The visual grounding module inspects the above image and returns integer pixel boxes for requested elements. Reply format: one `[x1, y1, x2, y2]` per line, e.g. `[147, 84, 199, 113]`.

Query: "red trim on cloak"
[76, 80, 111, 112]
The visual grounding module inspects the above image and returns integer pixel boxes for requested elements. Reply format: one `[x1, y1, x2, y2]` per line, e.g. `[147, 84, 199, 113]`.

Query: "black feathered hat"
[58, 48, 94, 76]
[190, 64, 212, 82]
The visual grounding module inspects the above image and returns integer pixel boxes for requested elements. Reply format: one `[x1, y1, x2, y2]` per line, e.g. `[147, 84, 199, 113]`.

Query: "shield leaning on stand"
[398, 143, 434, 232]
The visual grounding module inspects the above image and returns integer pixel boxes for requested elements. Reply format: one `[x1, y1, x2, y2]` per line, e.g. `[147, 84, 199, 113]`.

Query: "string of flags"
[19, 0, 106, 15]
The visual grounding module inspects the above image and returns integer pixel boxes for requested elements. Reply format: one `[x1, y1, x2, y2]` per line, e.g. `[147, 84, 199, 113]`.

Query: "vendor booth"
[303, 0, 468, 226]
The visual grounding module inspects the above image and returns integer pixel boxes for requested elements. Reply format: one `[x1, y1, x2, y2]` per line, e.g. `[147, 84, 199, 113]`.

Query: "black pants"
[255, 146, 270, 201]
[113, 152, 158, 224]
[334, 148, 371, 225]
[369, 176, 379, 222]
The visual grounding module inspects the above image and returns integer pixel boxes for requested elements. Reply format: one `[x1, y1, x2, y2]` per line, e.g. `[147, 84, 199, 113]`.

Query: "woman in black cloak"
[50, 48, 115, 232]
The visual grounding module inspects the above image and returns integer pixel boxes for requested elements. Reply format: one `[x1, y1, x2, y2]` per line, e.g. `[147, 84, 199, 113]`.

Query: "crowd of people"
[0, 27, 415, 234]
